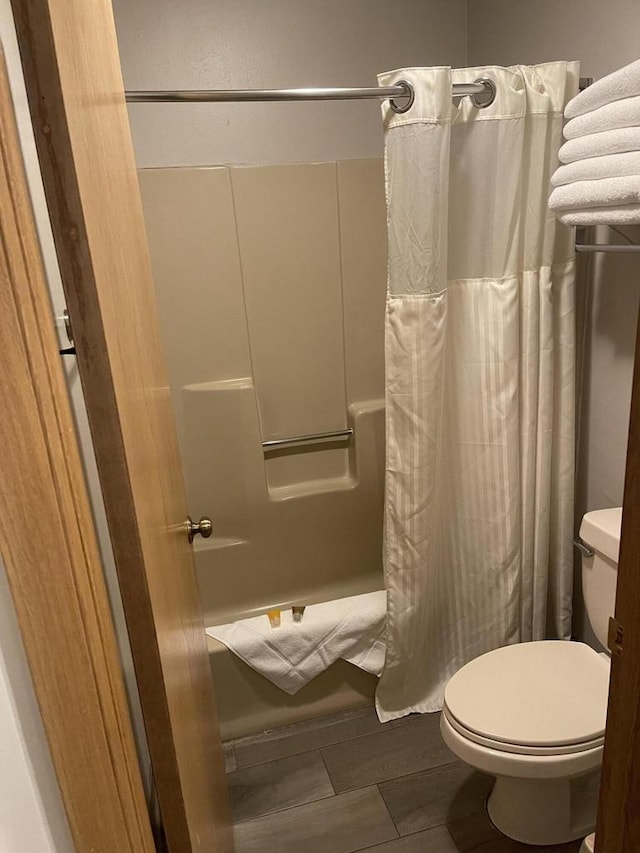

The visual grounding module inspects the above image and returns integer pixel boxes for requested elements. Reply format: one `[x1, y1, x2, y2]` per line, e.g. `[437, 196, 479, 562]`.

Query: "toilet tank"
[579, 508, 622, 650]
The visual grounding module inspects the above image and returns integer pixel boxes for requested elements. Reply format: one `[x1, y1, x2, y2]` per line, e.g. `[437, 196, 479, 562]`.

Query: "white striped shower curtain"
[376, 63, 579, 721]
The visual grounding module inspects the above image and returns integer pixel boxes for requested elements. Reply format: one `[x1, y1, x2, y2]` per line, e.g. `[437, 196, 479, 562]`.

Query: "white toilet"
[440, 508, 621, 846]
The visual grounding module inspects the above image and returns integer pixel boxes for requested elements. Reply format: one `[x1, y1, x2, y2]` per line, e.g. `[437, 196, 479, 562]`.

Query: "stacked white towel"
[549, 59, 640, 225]
[206, 591, 387, 694]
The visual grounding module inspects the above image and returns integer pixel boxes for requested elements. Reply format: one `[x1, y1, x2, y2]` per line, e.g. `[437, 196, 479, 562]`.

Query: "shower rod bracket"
[469, 77, 497, 109]
[389, 80, 415, 114]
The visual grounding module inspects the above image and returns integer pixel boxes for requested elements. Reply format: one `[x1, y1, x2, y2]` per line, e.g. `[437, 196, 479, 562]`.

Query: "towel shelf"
[263, 428, 353, 452]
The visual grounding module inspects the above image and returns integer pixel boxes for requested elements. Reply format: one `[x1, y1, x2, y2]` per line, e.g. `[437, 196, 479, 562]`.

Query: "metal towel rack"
[575, 243, 640, 253]
[263, 428, 353, 452]
[575, 224, 640, 253]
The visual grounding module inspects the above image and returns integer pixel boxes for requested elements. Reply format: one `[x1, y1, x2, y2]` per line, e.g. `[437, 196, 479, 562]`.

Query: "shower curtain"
[376, 63, 580, 721]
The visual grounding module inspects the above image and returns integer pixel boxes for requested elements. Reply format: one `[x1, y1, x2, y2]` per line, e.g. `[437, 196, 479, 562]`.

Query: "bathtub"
[209, 635, 378, 740]
[187, 396, 384, 738]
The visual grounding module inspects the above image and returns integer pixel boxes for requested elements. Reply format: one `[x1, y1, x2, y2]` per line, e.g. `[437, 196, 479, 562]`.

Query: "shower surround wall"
[140, 160, 387, 626]
[139, 161, 388, 735]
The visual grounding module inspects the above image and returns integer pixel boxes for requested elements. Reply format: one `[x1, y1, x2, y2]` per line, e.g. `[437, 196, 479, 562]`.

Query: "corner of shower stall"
[138, 157, 388, 738]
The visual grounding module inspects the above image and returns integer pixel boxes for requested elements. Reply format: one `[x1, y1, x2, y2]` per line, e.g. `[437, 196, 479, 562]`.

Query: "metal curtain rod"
[126, 75, 594, 109]
[126, 74, 593, 104]
[125, 78, 497, 111]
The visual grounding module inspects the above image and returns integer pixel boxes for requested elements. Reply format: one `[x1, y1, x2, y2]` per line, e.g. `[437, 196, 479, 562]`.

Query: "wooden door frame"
[10, 1, 232, 850]
[595, 306, 640, 852]
[0, 43, 155, 853]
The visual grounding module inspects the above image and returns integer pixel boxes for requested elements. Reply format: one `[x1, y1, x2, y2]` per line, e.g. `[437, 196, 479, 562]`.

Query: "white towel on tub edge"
[206, 591, 387, 694]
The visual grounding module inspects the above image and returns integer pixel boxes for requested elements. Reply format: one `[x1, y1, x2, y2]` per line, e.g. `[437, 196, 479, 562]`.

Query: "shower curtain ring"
[389, 80, 415, 114]
[470, 77, 497, 109]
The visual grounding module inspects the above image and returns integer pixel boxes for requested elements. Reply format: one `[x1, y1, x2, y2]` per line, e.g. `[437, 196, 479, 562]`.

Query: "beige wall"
[467, 0, 640, 640]
[113, 0, 467, 166]
[467, 0, 640, 79]
[574, 238, 640, 513]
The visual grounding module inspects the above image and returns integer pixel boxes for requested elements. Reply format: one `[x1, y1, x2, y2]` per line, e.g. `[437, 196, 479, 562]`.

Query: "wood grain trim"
[595, 305, 640, 852]
[0, 46, 154, 852]
[10, 2, 232, 850]
[8, 0, 193, 846]
[12, 0, 191, 851]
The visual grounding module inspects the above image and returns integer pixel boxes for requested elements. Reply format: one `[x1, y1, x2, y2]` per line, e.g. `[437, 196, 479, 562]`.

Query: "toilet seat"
[443, 641, 610, 757]
[440, 710, 604, 780]
[442, 706, 604, 756]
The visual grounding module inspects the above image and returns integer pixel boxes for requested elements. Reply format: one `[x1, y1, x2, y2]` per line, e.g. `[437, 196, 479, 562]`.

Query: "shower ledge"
[268, 474, 358, 502]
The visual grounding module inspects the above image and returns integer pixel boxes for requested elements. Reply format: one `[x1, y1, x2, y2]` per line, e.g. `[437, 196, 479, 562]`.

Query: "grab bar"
[262, 428, 353, 452]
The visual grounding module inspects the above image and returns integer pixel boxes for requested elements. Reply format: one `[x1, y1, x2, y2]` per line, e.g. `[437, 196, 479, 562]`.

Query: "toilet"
[440, 508, 621, 846]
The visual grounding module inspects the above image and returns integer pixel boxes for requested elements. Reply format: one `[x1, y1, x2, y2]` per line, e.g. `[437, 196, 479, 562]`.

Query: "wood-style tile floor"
[224, 706, 584, 853]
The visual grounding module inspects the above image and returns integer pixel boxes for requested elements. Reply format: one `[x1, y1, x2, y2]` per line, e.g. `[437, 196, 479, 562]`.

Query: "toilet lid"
[443, 641, 610, 750]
